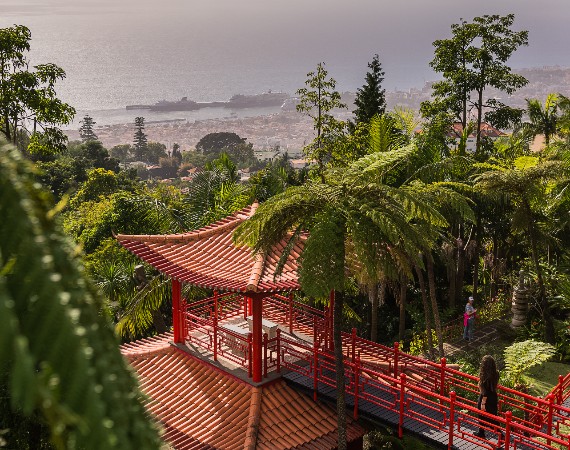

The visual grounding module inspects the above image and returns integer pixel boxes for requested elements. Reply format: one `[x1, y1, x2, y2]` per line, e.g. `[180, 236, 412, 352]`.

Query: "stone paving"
[442, 318, 505, 358]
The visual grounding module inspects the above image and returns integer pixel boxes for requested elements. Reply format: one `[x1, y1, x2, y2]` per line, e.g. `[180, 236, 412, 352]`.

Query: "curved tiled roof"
[122, 339, 365, 449]
[116, 204, 303, 293]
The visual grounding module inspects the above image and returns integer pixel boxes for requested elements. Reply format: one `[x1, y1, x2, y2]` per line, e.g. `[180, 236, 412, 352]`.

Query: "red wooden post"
[243, 294, 247, 319]
[263, 332, 268, 378]
[252, 295, 263, 382]
[288, 292, 294, 334]
[248, 333, 253, 379]
[172, 278, 183, 343]
[393, 342, 400, 379]
[313, 322, 319, 402]
[448, 391, 456, 449]
[276, 328, 281, 373]
[354, 354, 360, 420]
[558, 375, 564, 405]
[440, 357, 447, 398]
[398, 373, 406, 438]
[213, 290, 218, 361]
[351, 328, 357, 364]
[248, 296, 253, 317]
[329, 290, 335, 351]
[504, 411, 512, 450]
[546, 393, 554, 446]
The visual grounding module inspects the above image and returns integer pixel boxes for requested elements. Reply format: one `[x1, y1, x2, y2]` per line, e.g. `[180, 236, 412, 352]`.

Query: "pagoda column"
[172, 278, 183, 343]
[250, 293, 264, 382]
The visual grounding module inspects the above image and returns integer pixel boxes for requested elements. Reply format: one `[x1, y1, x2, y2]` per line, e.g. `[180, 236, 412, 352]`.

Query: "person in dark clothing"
[475, 355, 503, 442]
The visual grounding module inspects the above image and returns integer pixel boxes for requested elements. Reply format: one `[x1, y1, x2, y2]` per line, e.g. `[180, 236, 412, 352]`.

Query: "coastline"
[65, 111, 316, 153]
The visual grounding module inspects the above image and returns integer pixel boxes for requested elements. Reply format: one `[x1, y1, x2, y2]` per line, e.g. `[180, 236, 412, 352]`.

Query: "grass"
[523, 361, 570, 397]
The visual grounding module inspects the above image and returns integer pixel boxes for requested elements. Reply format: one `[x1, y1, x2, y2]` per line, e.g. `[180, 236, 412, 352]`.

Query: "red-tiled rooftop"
[449, 122, 506, 138]
[116, 204, 303, 293]
[122, 337, 365, 449]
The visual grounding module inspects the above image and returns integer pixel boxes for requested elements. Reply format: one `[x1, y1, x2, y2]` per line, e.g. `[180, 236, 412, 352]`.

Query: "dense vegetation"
[2, 13, 570, 450]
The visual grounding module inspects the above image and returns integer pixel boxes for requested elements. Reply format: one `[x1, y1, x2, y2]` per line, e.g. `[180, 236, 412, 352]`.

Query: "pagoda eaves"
[116, 203, 303, 293]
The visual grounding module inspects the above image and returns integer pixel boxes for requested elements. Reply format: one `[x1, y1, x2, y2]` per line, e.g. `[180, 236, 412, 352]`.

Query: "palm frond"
[115, 274, 171, 339]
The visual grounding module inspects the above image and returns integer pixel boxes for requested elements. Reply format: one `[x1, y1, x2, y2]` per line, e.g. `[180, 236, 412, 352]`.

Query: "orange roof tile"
[449, 122, 507, 138]
[116, 204, 304, 293]
[122, 336, 365, 449]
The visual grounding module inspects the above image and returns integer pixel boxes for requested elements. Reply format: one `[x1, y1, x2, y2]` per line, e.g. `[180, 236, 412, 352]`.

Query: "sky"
[0, 0, 568, 110]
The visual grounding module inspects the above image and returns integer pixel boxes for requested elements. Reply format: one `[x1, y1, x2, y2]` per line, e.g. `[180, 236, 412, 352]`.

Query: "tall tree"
[133, 116, 148, 161]
[474, 155, 567, 343]
[421, 14, 528, 154]
[0, 25, 75, 155]
[78, 114, 98, 142]
[353, 54, 386, 126]
[296, 62, 346, 179]
[234, 145, 445, 449]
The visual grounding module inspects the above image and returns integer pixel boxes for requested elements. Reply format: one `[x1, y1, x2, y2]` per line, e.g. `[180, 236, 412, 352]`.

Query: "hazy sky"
[1, 0, 568, 110]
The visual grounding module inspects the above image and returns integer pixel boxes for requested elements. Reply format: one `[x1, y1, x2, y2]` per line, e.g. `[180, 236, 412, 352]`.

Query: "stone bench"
[246, 316, 279, 340]
[221, 324, 250, 356]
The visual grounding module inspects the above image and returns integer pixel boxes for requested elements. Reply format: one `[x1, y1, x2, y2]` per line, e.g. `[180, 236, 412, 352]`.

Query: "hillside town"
[66, 66, 570, 166]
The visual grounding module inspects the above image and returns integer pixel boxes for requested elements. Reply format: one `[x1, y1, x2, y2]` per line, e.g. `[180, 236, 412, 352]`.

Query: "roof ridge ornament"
[246, 251, 267, 292]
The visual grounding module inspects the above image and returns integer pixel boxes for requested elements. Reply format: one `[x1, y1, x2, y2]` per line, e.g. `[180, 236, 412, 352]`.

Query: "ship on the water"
[126, 91, 290, 111]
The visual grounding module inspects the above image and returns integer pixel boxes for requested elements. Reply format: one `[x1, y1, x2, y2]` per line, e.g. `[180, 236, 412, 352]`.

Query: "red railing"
[549, 372, 570, 406]
[181, 293, 570, 448]
[278, 336, 570, 450]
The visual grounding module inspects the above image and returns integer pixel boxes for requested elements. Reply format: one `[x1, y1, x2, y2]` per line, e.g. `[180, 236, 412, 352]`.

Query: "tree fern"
[503, 339, 555, 388]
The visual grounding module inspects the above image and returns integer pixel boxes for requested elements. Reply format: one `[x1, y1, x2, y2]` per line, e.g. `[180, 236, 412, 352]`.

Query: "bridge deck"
[284, 368, 546, 450]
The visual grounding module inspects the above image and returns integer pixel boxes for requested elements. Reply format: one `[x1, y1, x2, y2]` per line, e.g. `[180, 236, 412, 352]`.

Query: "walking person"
[463, 296, 476, 341]
[475, 355, 503, 443]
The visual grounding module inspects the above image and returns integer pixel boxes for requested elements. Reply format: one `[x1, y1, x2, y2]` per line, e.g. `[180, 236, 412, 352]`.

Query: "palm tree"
[474, 155, 568, 343]
[234, 145, 447, 449]
[524, 94, 561, 147]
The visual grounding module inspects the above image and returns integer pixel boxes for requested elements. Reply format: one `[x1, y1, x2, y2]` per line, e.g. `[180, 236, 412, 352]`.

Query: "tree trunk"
[456, 236, 466, 307]
[415, 263, 434, 360]
[427, 256, 444, 358]
[333, 290, 347, 450]
[528, 232, 554, 343]
[398, 280, 407, 342]
[475, 82, 484, 154]
[152, 309, 168, 334]
[472, 217, 481, 302]
[369, 282, 378, 342]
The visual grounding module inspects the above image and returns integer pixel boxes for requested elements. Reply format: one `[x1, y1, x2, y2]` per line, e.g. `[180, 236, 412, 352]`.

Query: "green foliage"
[184, 153, 251, 228]
[109, 144, 132, 164]
[67, 140, 120, 172]
[35, 156, 88, 200]
[146, 141, 168, 164]
[0, 25, 75, 155]
[196, 132, 245, 154]
[69, 168, 121, 207]
[422, 14, 528, 153]
[352, 54, 386, 126]
[408, 329, 438, 357]
[296, 62, 347, 176]
[133, 116, 147, 161]
[522, 94, 570, 147]
[78, 115, 97, 142]
[503, 339, 555, 388]
[0, 139, 160, 449]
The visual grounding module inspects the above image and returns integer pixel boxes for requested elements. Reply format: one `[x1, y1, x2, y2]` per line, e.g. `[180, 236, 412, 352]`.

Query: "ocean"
[1, 0, 569, 127]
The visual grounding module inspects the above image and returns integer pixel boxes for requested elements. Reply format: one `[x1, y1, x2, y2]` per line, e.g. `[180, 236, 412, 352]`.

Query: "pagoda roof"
[121, 335, 365, 449]
[116, 204, 303, 293]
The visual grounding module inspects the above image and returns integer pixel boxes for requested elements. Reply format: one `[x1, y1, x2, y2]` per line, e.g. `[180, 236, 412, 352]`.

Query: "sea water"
[0, 0, 566, 127]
